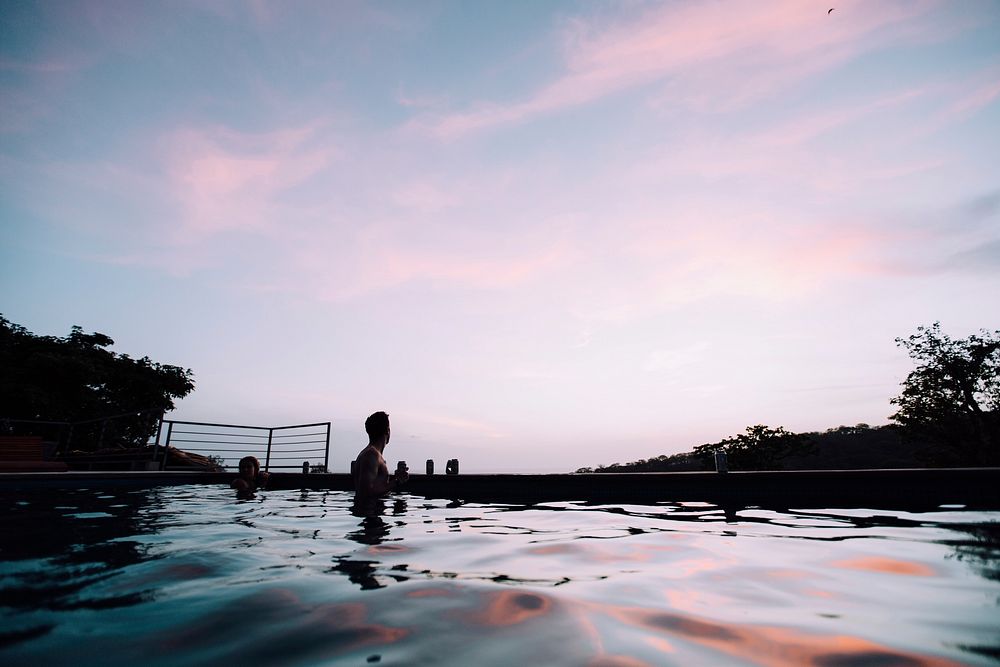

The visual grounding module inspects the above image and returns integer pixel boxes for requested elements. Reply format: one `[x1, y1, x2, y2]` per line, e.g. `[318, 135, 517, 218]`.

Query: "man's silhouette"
[353, 411, 408, 497]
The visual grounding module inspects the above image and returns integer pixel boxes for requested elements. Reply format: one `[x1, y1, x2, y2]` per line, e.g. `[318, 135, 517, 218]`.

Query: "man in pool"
[354, 411, 408, 497]
[231, 455, 269, 494]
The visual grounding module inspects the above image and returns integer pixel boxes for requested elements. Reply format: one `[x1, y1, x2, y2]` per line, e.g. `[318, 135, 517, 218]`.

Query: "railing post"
[151, 417, 164, 467]
[324, 422, 331, 473]
[161, 421, 174, 470]
[66, 423, 74, 455]
[264, 428, 274, 472]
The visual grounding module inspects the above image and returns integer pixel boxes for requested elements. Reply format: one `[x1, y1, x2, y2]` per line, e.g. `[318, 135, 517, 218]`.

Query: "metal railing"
[1, 410, 163, 459]
[157, 419, 331, 472]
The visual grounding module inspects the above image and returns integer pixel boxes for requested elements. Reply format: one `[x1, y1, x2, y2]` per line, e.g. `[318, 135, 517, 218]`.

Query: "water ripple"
[0, 486, 997, 666]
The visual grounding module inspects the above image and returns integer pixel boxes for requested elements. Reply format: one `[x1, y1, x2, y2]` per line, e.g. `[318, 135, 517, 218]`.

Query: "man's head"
[365, 411, 390, 444]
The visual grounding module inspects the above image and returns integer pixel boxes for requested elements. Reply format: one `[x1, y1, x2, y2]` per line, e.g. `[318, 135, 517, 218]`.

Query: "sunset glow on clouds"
[2, 1, 998, 471]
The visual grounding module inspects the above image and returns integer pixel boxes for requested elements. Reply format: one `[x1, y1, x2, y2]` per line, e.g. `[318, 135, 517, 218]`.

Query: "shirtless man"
[354, 411, 408, 497]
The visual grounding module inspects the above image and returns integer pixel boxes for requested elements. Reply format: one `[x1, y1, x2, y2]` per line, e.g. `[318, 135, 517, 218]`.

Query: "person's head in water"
[238, 455, 260, 481]
[365, 411, 390, 446]
[232, 455, 268, 494]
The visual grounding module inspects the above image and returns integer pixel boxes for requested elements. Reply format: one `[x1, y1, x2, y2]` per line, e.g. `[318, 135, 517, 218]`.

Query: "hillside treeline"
[579, 322, 999, 472]
[575, 423, 930, 473]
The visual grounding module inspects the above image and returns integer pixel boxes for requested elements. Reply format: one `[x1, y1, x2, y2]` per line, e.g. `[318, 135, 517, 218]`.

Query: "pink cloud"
[942, 75, 1000, 119]
[305, 226, 576, 301]
[161, 123, 333, 236]
[880, 64, 1000, 144]
[636, 217, 879, 302]
[390, 181, 461, 213]
[609, 79, 948, 201]
[750, 88, 929, 148]
[415, 0, 943, 138]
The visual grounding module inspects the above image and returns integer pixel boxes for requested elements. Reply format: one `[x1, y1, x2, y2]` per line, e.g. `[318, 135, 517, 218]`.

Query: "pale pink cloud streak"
[942, 75, 1000, 119]
[162, 124, 334, 236]
[417, 0, 942, 138]
[301, 229, 576, 302]
[631, 217, 879, 303]
[615, 78, 952, 201]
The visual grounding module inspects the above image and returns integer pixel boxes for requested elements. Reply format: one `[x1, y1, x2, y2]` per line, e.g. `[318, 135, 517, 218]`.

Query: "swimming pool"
[1, 485, 997, 665]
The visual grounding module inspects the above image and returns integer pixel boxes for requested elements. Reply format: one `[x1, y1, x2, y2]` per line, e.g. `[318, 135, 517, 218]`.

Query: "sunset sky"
[2, 1, 998, 472]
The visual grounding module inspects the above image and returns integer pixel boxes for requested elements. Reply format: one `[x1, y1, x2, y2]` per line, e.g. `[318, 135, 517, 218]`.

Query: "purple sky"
[2, 1, 998, 472]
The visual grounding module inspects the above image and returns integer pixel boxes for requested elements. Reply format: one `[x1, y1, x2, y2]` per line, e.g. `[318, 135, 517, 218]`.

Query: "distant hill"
[576, 424, 933, 473]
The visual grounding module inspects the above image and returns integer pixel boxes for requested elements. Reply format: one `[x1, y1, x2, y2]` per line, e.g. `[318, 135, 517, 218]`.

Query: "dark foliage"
[578, 424, 920, 473]
[890, 322, 1000, 466]
[0, 315, 194, 448]
[692, 424, 813, 470]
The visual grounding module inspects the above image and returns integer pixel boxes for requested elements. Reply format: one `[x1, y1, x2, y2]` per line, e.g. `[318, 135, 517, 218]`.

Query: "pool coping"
[1, 467, 998, 508]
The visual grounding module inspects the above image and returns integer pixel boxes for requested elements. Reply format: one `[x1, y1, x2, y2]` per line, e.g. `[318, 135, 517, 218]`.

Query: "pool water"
[1, 486, 998, 666]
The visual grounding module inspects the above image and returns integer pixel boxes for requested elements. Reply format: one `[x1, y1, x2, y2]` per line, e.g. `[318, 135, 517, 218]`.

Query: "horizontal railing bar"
[262, 439, 328, 445]
[262, 448, 326, 454]
[172, 447, 268, 453]
[270, 432, 327, 439]
[162, 420, 330, 431]
[66, 454, 157, 459]
[0, 418, 71, 426]
[72, 409, 161, 425]
[169, 430, 270, 438]
[159, 465, 312, 470]
[168, 439, 271, 446]
[162, 420, 272, 430]
[170, 434, 267, 447]
[168, 446, 268, 451]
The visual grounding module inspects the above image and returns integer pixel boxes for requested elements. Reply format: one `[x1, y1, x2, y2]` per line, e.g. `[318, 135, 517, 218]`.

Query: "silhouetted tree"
[0, 315, 194, 447]
[890, 322, 1000, 465]
[692, 424, 812, 470]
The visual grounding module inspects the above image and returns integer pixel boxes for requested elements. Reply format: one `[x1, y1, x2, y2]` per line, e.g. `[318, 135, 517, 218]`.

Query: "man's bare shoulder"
[356, 446, 383, 463]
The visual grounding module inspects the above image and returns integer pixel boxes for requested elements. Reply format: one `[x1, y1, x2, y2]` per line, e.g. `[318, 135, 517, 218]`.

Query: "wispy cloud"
[942, 72, 1000, 119]
[414, 0, 942, 138]
[161, 123, 334, 237]
[643, 342, 711, 373]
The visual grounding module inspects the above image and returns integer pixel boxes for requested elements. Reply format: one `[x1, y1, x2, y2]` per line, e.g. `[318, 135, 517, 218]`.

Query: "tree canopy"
[890, 322, 1000, 465]
[0, 315, 194, 447]
[692, 424, 812, 470]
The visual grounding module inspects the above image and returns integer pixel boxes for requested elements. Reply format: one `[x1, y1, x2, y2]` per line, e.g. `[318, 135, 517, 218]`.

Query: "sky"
[1, 0, 998, 473]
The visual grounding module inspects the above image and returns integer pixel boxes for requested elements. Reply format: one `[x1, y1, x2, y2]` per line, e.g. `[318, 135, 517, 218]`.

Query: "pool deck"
[1, 467, 998, 508]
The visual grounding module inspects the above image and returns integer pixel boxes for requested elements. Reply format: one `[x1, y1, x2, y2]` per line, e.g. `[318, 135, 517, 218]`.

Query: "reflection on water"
[831, 556, 935, 577]
[0, 487, 998, 665]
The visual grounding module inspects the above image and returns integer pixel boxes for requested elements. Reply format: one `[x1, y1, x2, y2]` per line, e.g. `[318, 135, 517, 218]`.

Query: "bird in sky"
[828, 8, 835, 14]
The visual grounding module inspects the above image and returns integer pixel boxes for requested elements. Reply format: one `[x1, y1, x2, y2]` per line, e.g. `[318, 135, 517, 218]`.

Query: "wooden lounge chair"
[0, 435, 70, 472]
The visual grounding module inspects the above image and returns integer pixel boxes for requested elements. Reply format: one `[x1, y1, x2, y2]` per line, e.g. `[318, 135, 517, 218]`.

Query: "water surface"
[0, 486, 997, 665]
